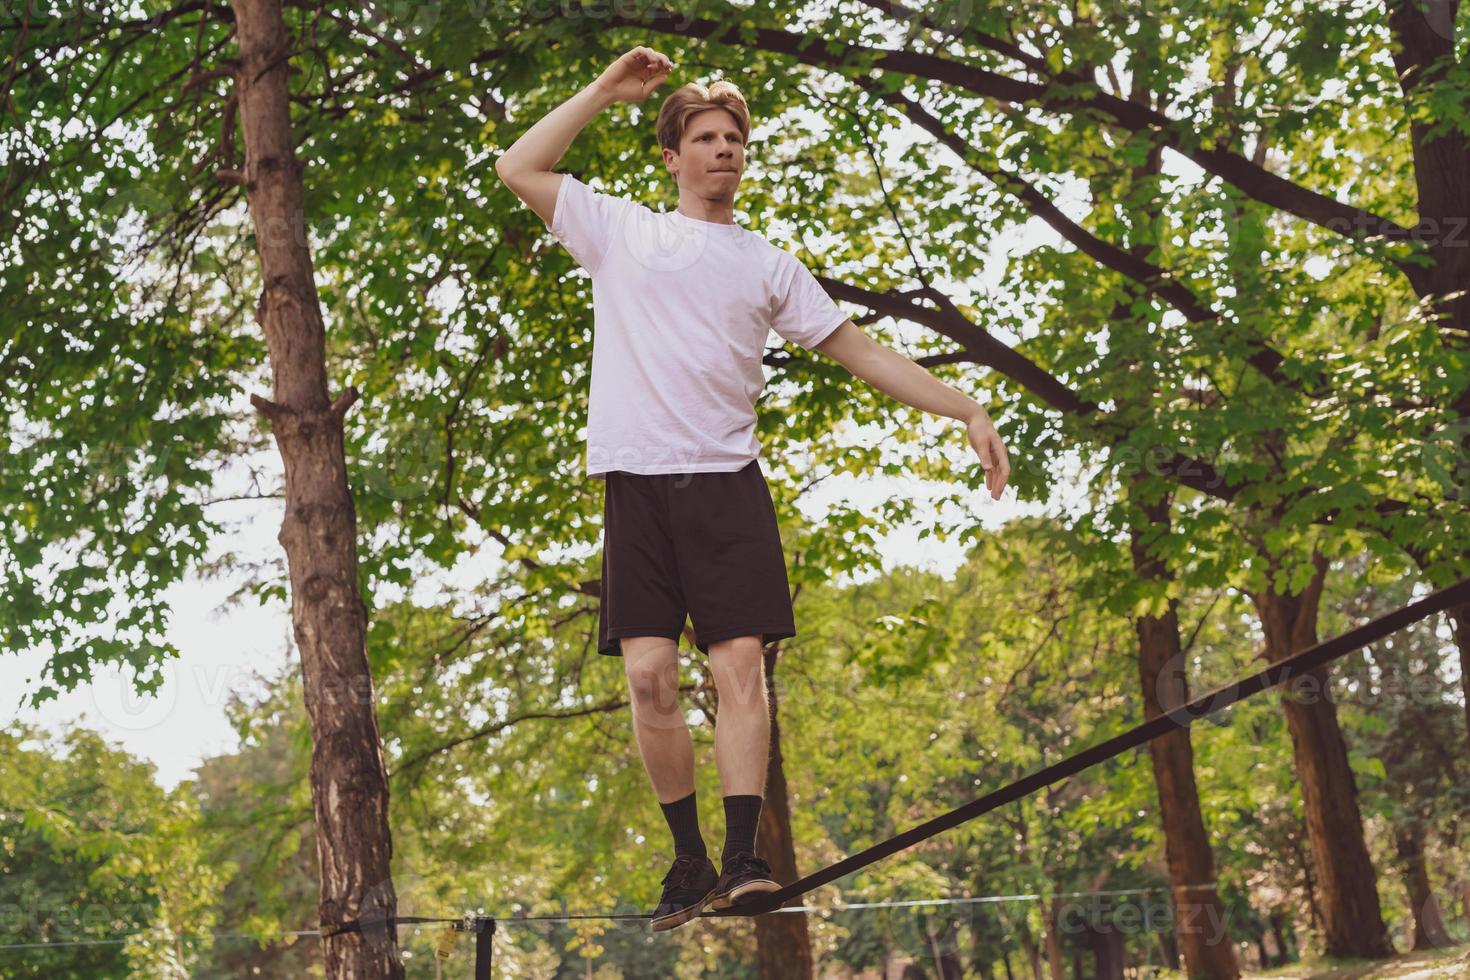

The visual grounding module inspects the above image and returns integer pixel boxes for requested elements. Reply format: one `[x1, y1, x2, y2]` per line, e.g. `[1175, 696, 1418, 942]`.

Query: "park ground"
[1243, 943, 1470, 979]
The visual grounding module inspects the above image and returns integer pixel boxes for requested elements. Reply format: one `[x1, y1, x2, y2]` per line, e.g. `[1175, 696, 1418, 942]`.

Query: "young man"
[495, 46, 1010, 932]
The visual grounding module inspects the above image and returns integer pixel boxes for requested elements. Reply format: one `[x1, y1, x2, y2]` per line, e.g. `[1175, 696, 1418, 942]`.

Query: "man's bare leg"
[621, 635, 695, 802]
[707, 635, 770, 797]
[706, 634, 779, 905]
[624, 635, 717, 929]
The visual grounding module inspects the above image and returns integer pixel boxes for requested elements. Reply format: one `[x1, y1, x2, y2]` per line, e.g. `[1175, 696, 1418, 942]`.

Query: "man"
[495, 46, 1010, 932]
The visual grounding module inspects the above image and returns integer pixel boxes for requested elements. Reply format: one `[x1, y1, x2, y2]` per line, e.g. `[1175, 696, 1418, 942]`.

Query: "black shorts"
[597, 459, 796, 657]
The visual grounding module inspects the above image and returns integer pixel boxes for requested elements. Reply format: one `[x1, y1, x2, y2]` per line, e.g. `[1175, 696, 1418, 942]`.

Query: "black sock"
[721, 794, 763, 864]
[659, 791, 707, 860]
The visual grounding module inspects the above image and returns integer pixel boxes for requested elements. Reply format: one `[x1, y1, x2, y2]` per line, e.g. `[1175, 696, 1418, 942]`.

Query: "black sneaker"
[710, 852, 780, 910]
[650, 854, 718, 931]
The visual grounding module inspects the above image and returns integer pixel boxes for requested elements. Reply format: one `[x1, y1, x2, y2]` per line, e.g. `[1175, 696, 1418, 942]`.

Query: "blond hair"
[655, 79, 752, 152]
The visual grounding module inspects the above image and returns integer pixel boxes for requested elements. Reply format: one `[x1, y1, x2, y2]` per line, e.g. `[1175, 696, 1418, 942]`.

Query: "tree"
[0, 724, 231, 978]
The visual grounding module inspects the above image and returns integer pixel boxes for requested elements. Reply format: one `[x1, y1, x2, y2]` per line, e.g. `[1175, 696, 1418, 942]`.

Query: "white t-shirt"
[545, 174, 847, 480]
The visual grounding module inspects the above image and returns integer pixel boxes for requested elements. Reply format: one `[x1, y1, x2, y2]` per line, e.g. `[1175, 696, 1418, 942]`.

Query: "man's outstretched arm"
[815, 319, 1011, 499]
[495, 47, 672, 225]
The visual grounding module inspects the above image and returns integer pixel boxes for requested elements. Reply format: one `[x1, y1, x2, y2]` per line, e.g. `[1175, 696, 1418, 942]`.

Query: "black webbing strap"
[319, 914, 455, 937]
[714, 574, 1470, 917]
[472, 917, 496, 979]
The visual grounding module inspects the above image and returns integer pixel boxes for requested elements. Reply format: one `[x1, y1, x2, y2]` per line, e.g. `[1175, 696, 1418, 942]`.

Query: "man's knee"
[622, 636, 681, 713]
[709, 636, 767, 707]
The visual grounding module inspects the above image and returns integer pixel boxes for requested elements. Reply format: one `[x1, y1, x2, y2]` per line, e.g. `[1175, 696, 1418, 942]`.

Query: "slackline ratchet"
[316, 573, 1470, 961]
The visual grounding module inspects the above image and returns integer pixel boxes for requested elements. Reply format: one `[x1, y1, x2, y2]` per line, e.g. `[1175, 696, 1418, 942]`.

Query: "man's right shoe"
[650, 854, 719, 932]
[710, 851, 780, 910]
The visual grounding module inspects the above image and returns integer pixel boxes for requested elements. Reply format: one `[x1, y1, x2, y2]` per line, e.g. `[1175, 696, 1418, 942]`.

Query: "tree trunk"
[1018, 920, 1044, 980]
[927, 914, 963, 980]
[1395, 820, 1454, 950]
[1085, 922, 1126, 980]
[755, 644, 813, 979]
[1446, 605, 1470, 752]
[1386, 0, 1470, 828]
[1269, 909, 1295, 965]
[1002, 951, 1015, 980]
[972, 905, 1005, 978]
[1289, 826, 1325, 943]
[229, 1, 400, 977]
[1155, 927, 1179, 971]
[1043, 897, 1066, 980]
[1385, 0, 1470, 373]
[1247, 553, 1392, 958]
[1130, 502, 1240, 980]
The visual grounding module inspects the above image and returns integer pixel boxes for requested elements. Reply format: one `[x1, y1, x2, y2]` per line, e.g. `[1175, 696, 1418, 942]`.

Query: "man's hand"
[966, 411, 1010, 500]
[595, 46, 674, 104]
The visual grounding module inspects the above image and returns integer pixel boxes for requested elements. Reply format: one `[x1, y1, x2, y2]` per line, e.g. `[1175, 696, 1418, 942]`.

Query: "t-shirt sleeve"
[770, 252, 847, 351]
[545, 173, 632, 276]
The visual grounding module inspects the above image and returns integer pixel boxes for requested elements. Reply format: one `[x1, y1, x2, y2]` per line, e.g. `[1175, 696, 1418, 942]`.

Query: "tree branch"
[610, 7, 1422, 278]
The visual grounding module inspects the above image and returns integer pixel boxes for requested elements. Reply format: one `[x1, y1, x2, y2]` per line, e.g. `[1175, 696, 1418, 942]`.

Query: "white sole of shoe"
[650, 887, 716, 932]
[710, 878, 780, 910]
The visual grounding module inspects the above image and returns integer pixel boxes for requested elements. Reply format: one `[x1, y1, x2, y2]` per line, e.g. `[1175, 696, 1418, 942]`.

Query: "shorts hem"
[598, 627, 684, 657]
[695, 624, 796, 652]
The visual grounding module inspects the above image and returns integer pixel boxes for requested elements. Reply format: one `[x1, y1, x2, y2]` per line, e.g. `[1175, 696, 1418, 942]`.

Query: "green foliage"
[6, 0, 1470, 973]
[0, 724, 231, 978]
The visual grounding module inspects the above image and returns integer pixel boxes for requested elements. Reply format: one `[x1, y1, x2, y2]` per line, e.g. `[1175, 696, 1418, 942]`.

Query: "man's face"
[666, 107, 745, 199]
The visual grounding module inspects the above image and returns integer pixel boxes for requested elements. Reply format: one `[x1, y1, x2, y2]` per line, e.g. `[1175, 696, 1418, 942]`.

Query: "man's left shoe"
[710, 852, 780, 910]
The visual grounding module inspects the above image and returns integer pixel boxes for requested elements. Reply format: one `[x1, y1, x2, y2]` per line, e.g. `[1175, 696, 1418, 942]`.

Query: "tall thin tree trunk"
[1085, 922, 1126, 980]
[1385, 0, 1470, 774]
[1288, 826, 1324, 945]
[1446, 606, 1470, 751]
[1395, 821, 1453, 950]
[1018, 920, 1044, 980]
[1363, 643, 1456, 952]
[1248, 553, 1391, 958]
[1269, 909, 1295, 965]
[1130, 500, 1240, 979]
[230, 2, 399, 976]
[1043, 897, 1065, 980]
[755, 644, 813, 978]
[927, 913, 964, 980]
[1155, 928, 1179, 971]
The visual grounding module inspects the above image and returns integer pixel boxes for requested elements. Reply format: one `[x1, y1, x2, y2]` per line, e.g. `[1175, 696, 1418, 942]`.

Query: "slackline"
[317, 572, 1470, 975]
[719, 574, 1470, 916]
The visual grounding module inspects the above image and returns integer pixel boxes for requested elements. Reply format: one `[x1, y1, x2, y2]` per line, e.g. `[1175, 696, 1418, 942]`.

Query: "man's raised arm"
[495, 46, 673, 226]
